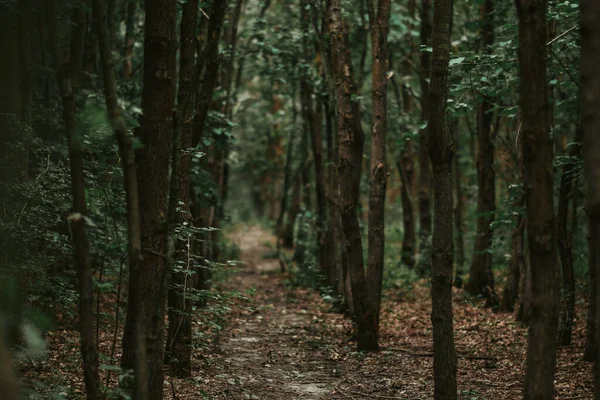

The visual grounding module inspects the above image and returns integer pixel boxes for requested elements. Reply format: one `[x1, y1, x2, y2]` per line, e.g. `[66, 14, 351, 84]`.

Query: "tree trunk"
[501, 190, 525, 312]
[121, 0, 177, 398]
[584, 217, 597, 361]
[557, 129, 582, 346]
[165, 0, 198, 378]
[92, 0, 146, 395]
[191, 0, 228, 147]
[300, 0, 333, 284]
[428, 0, 457, 397]
[366, 0, 391, 347]
[450, 120, 465, 288]
[328, 0, 375, 351]
[417, 0, 433, 277]
[580, 1, 600, 392]
[516, 0, 561, 398]
[46, 3, 103, 399]
[467, 0, 497, 307]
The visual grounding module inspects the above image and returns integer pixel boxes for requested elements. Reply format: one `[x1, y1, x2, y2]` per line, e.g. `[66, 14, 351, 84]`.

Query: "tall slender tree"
[166, 0, 199, 377]
[580, 0, 600, 391]
[328, 0, 373, 350]
[417, 0, 433, 276]
[91, 0, 147, 395]
[467, 0, 498, 306]
[366, 0, 391, 347]
[46, 3, 103, 399]
[516, 0, 560, 398]
[428, 0, 457, 397]
[120, 0, 177, 398]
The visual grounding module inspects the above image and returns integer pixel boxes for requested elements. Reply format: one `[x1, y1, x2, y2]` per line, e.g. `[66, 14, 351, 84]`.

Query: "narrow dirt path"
[186, 225, 342, 399]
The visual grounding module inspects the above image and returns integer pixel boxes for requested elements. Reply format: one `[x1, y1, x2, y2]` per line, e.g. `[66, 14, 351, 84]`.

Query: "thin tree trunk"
[557, 129, 582, 346]
[450, 120, 465, 288]
[366, 0, 391, 347]
[328, 0, 374, 350]
[417, 0, 433, 277]
[516, 0, 561, 398]
[580, 1, 600, 391]
[91, 0, 146, 395]
[501, 186, 525, 312]
[584, 216, 597, 361]
[399, 11, 417, 267]
[166, 0, 198, 377]
[467, 0, 497, 307]
[428, 0, 457, 396]
[121, 0, 177, 398]
[46, 3, 103, 399]
[191, 0, 228, 147]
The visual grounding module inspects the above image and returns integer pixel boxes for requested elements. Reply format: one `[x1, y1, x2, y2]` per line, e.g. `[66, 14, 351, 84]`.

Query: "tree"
[516, 0, 560, 398]
[466, 0, 498, 307]
[428, 0, 457, 397]
[556, 129, 582, 346]
[417, 0, 433, 276]
[328, 0, 372, 350]
[91, 0, 147, 394]
[120, 0, 177, 397]
[580, 0, 600, 390]
[366, 0, 391, 347]
[165, 0, 199, 377]
[46, 2, 103, 399]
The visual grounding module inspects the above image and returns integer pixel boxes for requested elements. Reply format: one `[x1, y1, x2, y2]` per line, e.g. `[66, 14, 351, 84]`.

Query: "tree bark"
[516, 0, 561, 398]
[46, 2, 103, 399]
[166, 0, 199, 378]
[450, 121, 465, 288]
[417, 0, 433, 276]
[580, 1, 600, 392]
[328, 0, 374, 350]
[366, 0, 391, 346]
[501, 190, 525, 312]
[584, 217, 597, 361]
[91, 0, 146, 395]
[428, 0, 457, 397]
[120, 0, 177, 398]
[300, 0, 334, 285]
[467, 0, 497, 307]
[556, 129, 582, 346]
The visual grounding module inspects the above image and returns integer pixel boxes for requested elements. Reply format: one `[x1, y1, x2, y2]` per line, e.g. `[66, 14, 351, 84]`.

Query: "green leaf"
[449, 56, 465, 66]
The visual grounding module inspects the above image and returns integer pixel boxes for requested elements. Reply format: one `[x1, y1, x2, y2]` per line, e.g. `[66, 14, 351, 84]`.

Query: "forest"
[0, 0, 598, 398]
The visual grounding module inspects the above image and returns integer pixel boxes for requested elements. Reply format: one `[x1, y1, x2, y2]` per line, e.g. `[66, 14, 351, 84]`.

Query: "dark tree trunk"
[501, 190, 525, 312]
[166, 0, 199, 378]
[191, 0, 228, 147]
[428, 0, 457, 397]
[580, 1, 600, 390]
[584, 217, 597, 361]
[516, 0, 561, 398]
[451, 121, 465, 288]
[399, 8, 417, 268]
[366, 0, 391, 346]
[556, 129, 582, 346]
[121, 0, 177, 398]
[46, 3, 103, 399]
[417, 0, 433, 276]
[92, 0, 146, 395]
[467, 0, 497, 307]
[328, 0, 375, 350]
[300, 0, 334, 284]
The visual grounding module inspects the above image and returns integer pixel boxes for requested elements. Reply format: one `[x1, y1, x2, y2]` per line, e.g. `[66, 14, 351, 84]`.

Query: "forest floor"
[22, 224, 594, 399]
